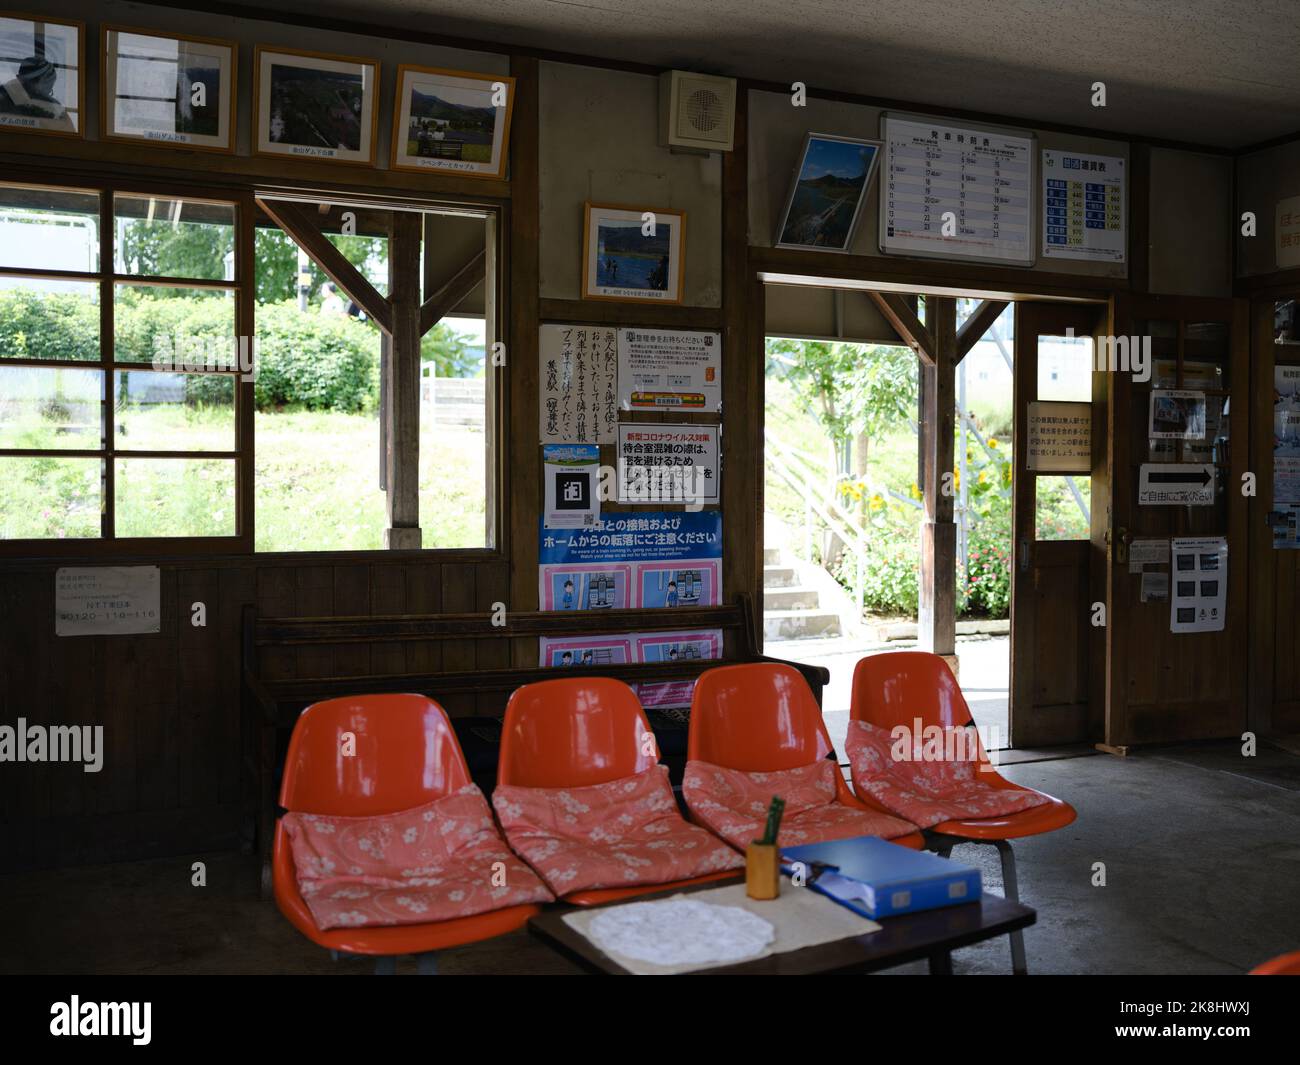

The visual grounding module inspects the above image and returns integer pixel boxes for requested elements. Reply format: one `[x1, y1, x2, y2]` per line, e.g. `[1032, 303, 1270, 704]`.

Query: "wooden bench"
[240, 595, 829, 889]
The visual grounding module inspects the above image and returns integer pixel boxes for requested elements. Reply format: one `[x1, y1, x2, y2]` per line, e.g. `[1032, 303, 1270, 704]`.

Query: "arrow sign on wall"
[1138, 463, 1216, 505]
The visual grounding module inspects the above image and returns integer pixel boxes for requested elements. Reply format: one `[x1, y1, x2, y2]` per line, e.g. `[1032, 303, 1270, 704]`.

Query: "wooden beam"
[869, 290, 936, 365]
[383, 210, 422, 549]
[956, 299, 1009, 360]
[256, 196, 393, 334]
[507, 55, 542, 665]
[420, 248, 487, 336]
[918, 297, 957, 656]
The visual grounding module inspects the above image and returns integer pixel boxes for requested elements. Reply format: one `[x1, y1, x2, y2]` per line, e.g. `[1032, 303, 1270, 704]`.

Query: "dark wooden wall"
[0, 556, 505, 871]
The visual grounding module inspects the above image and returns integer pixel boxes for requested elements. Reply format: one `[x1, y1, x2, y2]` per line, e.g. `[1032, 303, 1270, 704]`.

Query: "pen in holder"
[746, 795, 785, 900]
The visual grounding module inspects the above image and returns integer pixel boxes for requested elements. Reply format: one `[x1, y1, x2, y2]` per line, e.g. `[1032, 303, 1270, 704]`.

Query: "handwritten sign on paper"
[538, 324, 618, 444]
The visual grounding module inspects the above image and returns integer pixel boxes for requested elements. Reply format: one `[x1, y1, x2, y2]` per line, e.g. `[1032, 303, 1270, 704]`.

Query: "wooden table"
[528, 881, 1036, 975]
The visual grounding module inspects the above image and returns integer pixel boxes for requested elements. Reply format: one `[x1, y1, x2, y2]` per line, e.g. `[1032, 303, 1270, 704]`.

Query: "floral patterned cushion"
[492, 765, 743, 896]
[281, 783, 553, 930]
[845, 719, 1050, 829]
[682, 758, 917, 849]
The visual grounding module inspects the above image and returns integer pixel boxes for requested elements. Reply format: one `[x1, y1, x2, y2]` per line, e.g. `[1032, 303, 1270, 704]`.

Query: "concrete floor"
[3, 739, 1297, 975]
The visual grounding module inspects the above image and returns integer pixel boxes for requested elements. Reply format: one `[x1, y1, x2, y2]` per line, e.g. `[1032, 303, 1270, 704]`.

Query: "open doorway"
[762, 290, 1087, 757]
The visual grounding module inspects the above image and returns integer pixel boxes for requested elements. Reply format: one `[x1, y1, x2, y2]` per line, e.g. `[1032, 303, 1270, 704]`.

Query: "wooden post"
[919, 297, 957, 659]
[385, 210, 422, 549]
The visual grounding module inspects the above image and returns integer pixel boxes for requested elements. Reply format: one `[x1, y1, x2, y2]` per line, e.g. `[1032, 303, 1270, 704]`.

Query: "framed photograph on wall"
[583, 202, 685, 304]
[253, 46, 379, 165]
[102, 27, 235, 152]
[391, 65, 514, 179]
[775, 132, 881, 252]
[0, 11, 83, 136]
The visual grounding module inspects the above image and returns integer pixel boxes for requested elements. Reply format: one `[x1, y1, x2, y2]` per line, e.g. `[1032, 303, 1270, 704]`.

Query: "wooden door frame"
[1104, 291, 1249, 749]
[1010, 301, 1108, 748]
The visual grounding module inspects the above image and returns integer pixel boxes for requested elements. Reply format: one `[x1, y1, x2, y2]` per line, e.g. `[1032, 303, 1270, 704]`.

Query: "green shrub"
[249, 301, 378, 413]
[0, 287, 99, 362]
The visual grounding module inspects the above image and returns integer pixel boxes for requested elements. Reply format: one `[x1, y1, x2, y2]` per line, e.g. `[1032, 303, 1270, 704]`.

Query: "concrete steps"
[763, 608, 843, 640]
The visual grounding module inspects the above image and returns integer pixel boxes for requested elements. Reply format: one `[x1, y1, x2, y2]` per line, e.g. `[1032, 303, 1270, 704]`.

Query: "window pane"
[113, 283, 237, 365]
[0, 185, 96, 272]
[113, 370, 235, 451]
[114, 194, 235, 281]
[1037, 333, 1093, 401]
[114, 458, 236, 537]
[0, 365, 102, 449]
[0, 277, 99, 361]
[1036, 475, 1091, 541]
[253, 298, 383, 551]
[0, 456, 101, 539]
[420, 315, 488, 547]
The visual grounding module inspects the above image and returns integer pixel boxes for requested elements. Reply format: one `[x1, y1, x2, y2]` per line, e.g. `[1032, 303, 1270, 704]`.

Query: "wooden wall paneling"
[439, 562, 479, 716]
[368, 563, 409, 676]
[255, 566, 297, 681]
[135, 567, 180, 814]
[218, 564, 254, 807]
[331, 563, 373, 677]
[507, 55, 541, 666]
[475, 563, 511, 714]
[404, 562, 444, 674]
[292, 566, 335, 680]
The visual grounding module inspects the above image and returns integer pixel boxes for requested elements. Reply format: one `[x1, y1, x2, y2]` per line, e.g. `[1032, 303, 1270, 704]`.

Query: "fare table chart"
[1041, 149, 1126, 263]
[880, 114, 1036, 266]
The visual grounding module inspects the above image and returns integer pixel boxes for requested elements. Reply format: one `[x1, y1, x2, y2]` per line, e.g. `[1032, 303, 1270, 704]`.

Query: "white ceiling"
[255, 0, 1300, 149]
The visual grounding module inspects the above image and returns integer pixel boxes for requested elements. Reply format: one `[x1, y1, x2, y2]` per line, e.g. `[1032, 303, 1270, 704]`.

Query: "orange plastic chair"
[1251, 950, 1300, 974]
[498, 677, 740, 905]
[273, 693, 542, 973]
[850, 651, 1077, 973]
[685, 662, 925, 849]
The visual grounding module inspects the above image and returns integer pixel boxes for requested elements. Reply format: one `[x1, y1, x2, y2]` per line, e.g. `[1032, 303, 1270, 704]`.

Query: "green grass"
[0, 405, 488, 548]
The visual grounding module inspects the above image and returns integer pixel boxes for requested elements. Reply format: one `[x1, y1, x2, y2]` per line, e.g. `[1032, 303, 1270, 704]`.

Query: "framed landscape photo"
[0, 12, 83, 136]
[583, 202, 685, 304]
[254, 46, 379, 165]
[102, 27, 235, 152]
[391, 65, 514, 179]
[775, 132, 881, 252]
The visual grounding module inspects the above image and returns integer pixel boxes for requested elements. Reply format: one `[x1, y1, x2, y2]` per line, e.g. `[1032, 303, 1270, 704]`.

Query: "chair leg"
[416, 951, 439, 975]
[373, 956, 397, 975]
[993, 839, 1027, 975]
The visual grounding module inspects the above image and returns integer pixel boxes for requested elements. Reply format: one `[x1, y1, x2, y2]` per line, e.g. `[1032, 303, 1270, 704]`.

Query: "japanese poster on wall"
[618, 424, 720, 505]
[538, 511, 722, 610]
[616, 328, 721, 411]
[1026, 401, 1090, 472]
[1148, 389, 1207, 441]
[1149, 360, 1223, 462]
[1277, 195, 1300, 270]
[538, 511, 724, 708]
[56, 567, 161, 636]
[1170, 537, 1227, 633]
[1041, 149, 1126, 263]
[1272, 365, 1300, 548]
[543, 443, 601, 529]
[538, 324, 618, 444]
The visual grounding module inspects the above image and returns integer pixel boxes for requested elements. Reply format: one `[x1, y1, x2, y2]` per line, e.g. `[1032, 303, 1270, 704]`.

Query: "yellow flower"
[988, 437, 999, 449]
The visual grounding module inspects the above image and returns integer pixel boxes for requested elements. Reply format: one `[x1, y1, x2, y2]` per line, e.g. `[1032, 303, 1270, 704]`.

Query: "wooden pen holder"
[745, 841, 781, 900]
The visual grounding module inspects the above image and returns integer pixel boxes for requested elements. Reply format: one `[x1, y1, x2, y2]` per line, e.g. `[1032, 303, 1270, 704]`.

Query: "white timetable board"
[879, 113, 1036, 267]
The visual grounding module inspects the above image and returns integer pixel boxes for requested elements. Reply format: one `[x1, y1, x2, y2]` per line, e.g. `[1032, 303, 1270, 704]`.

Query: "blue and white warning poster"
[538, 511, 724, 706]
[538, 511, 722, 610]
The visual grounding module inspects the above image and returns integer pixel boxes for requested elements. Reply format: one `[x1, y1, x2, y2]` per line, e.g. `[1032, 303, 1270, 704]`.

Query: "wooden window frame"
[0, 167, 506, 561]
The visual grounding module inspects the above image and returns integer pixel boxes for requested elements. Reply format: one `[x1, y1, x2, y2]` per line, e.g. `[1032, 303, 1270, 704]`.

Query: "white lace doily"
[586, 898, 775, 966]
